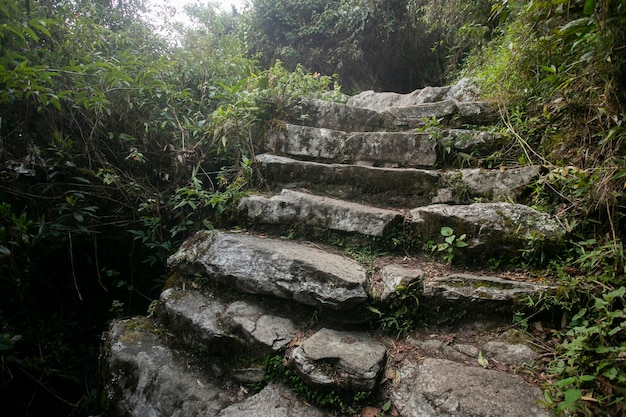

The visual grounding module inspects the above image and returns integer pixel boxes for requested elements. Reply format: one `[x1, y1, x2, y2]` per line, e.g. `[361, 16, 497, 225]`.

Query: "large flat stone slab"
[347, 79, 482, 110]
[238, 189, 404, 237]
[168, 230, 368, 310]
[158, 288, 236, 353]
[438, 128, 504, 156]
[216, 383, 325, 417]
[101, 317, 228, 417]
[378, 264, 424, 302]
[386, 101, 459, 128]
[391, 358, 553, 417]
[286, 98, 388, 131]
[410, 202, 566, 257]
[347, 86, 453, 108]
[440, 165, 542, 202]
[221, 300, 296, 353]
[265, 124, 438, 167]
[421, 274, 550, 319]
[343, 131, 437, 167]
[265, 124, 347, 162]
[255, 154, 438, 208]
[159, 289, 296, 355]
[289, 328, 387, 392]
[456, 101, 499, 124]
[408, 332, 538, 366]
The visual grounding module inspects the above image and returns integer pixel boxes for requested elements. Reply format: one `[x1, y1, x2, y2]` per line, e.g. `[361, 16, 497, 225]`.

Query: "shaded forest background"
[0, 0, 624, 415]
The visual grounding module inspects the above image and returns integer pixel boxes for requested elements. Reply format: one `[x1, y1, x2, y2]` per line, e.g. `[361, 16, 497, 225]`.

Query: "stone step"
[158, 288, 297, 357]
[254, 153, 438, 208]
[217, 383, 326, 417]
[286, 98, 498, 132]
[391, 356, 552, 417]
[255, 154, 542, 208]
[346, 78, 482, 109]
[101, 317, 231, 416]
[370, 261, 553, 324]
[346, 78, 499, 128]
[102, 316, 553, 417]
[264, 123, 437, 167]
[289, 328, 387, 393]
[237, 189, 404, 237]
[420, 273, 551, 321]
[101, 317, 328, 417]
[167, 230, 368, 311]
[347, 84, 462, 108]
[286, 98, 388, 132]
[263, 124, 504, 168]
[410, 202, 566, 259]
[436, 165, 542, 203]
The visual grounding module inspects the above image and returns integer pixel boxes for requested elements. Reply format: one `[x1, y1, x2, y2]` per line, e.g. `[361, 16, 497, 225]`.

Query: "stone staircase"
[101, 80, 563, 417]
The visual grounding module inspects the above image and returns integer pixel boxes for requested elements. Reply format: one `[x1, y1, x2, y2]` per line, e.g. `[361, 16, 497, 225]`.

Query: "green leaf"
[560, 388, 582, 409]
[602, 367, 619, 380]
[440, 226, 453, 237]
[554, 376, 576, 387]
[583, 0, 595, 15]
[382, 400, 391, 412]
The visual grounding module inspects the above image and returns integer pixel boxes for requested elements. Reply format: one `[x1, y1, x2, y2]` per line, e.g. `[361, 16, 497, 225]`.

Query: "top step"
[346, 79, 482, 108]
[284, 79, 498, 131]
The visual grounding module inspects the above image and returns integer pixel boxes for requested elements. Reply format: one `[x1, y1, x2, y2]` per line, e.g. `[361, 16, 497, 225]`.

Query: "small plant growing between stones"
[428, 226, 468, 265]
[415, 116, 444, 132]
[367, 279, 421, 337]
[262, 354, 350, 411]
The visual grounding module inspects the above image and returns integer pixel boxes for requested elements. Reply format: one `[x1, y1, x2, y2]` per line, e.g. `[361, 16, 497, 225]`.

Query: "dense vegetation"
[0, 0, 624, 416]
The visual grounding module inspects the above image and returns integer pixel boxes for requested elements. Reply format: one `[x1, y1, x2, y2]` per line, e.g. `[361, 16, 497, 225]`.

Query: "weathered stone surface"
[238, 189, 404, 237]
[412, 338, 482, 363]
[168, 230, 368, 310]
[391, 358, 553, 417]
[446, 78, 482, 102]
[265, 124, 346, 161]
[456, 101, 499, 124]
[102, 317, 228, 417]
[347, 86, 452, 109]
[343, 131, 438, 167]
[441, 343, 480, 363]
[421, 274, 548, 318]
[290, 328, 387, 392]
[440, 128, 504, 155]
[379, 264, 424, 302]
[482, 341, 537, 365]
[444, 166, 542, 201]
[423, 274, 546, 303]
[159, 288, 235, 352]
[265, 124, 438, 167]
[255, 153, 438, 208]
[410, 202, 566, 256]
[216, 383, 326, 417]
[221, 300, 296, 352]
[286, 98, 387, 131]
[347, 78, 483, 110]
[409, 333, 538, 366]
[386, 101, 458, 128]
